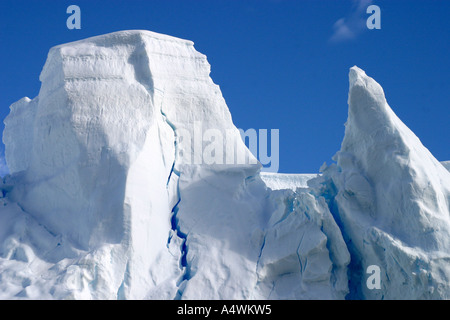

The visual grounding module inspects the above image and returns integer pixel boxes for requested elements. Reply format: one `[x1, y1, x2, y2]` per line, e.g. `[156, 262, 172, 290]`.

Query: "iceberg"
[309, 66, 450, 299]
[0, 31, 449, 300]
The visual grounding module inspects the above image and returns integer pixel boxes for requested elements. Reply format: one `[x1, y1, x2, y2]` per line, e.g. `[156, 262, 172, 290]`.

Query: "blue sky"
[0, 0, 448, 174]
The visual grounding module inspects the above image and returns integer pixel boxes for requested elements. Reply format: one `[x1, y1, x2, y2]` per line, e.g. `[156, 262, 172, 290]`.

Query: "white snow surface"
[260, 172, 319, 191]
[0, 31, 449, 300]
[309, 67, 450, 299]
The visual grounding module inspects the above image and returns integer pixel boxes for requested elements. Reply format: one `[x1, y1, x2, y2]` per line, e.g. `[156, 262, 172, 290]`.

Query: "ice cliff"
[0, 30, 449, 300]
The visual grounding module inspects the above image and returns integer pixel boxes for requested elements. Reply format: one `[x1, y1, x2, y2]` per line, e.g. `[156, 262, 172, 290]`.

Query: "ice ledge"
[51, 30, 195, 50]
[260, 172, 319, 190]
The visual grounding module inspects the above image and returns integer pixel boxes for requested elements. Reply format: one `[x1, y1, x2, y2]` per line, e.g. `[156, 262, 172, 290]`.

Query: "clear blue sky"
[0, 0, 448, 174]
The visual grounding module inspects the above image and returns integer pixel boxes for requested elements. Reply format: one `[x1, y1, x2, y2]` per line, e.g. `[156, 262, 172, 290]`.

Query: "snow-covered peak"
[316, 66, 450, 299]
[348, 66, 367, 88]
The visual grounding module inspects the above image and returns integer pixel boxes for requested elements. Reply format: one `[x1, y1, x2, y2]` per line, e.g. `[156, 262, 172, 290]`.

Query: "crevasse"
[157, 87, 191, 299]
